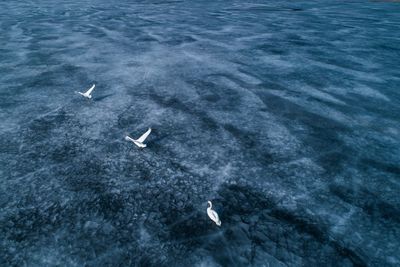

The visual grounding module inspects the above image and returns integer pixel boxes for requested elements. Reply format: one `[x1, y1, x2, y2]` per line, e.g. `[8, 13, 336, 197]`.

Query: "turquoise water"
[1, 0, 399, 266]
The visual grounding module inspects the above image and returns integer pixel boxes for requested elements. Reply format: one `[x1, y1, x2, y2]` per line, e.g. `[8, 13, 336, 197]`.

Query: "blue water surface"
[1, 0, 400, 266]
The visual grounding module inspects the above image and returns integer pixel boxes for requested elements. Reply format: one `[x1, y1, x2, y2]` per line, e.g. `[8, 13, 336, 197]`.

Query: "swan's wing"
[85, 84, 95, 95]
[137, 128, 151, 143]
[125, 135, 135, 142]
[208, 209, 220, 223]
[211, 210, 220, 222]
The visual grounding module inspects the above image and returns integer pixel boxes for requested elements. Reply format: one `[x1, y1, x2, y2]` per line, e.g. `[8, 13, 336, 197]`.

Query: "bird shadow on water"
[93, 93, 115, 101]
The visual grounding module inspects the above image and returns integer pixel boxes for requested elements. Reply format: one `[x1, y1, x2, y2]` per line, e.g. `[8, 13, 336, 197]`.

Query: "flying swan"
[207, 201, 221, 226]
[125, 128, 152, 148]
[77, 84, 96, 99]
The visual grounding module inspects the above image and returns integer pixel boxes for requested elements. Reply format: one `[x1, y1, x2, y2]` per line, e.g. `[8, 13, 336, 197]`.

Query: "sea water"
[0, 0, 399, 266]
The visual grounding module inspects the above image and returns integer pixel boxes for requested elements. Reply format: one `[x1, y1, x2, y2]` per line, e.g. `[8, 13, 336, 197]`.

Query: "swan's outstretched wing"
[137, 128, 151, 143]
[85, 84, 96, 95]
[125, 135, 135, 142]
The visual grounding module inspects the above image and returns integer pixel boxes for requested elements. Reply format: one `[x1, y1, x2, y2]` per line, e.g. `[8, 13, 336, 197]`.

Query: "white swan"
[125, 128, 152, 148]
[77, 84, 95, 99]
[207, 201, 221, 226]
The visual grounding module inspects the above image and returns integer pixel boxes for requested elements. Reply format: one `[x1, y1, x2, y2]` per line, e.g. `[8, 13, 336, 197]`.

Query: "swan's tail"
[133, 141, 146, 148]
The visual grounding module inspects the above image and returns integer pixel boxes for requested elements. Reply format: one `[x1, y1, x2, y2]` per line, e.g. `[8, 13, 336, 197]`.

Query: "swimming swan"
[77, 84, 96, 99]
[125, 128, 152, 148]
[207, 201, 221, 226]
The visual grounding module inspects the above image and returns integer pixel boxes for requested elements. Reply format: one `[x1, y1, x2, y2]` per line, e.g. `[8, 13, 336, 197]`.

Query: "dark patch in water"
[330, 184, 400, 224]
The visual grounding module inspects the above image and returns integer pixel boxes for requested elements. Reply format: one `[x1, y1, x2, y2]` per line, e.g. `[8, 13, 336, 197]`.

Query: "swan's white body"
[125, 128, 152, 148]
[207, 201, 221, 226]
[78, 84, 96, 99]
